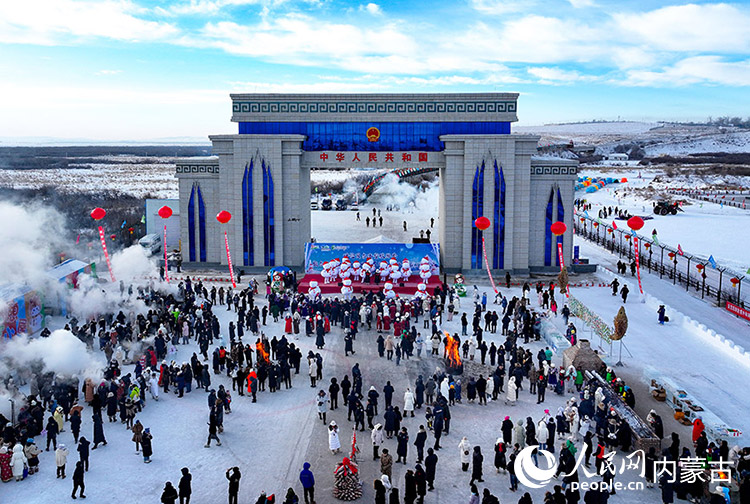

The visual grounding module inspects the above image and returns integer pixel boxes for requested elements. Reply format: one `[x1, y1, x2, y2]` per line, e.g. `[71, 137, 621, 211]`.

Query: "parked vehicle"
[335, 199, 348, 211]
[653, 201, 683, 215]
[321, 198, 333, 211]
[138, 234, 162, 256]
[310, 201, 319, 210]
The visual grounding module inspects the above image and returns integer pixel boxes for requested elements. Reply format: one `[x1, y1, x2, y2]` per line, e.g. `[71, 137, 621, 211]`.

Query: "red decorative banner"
[224, 231, 237, 288]
[163, 224, 169, 283]
[557, 242, 570, 298]
[633, 236, 643, 294]
[726, 301, 750, 322]
[98, 226, 116, 282]
[481, 237, 498, 293]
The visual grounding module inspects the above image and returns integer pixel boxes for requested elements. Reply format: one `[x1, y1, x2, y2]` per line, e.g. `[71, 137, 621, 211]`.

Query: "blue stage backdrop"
[304, 243, 440, 275]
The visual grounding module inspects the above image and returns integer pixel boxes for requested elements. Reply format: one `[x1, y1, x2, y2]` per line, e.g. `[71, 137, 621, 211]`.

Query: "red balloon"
[550, 221, 567, 236]
[627, 216, 644, 231]
[474, 216, 491, 231]
[216, 210, 232, 224]
[158, 205, 173, 219]
[90, 207, 106, 221]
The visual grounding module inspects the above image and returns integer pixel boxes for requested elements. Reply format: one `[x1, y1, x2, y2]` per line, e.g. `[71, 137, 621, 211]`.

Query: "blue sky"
[1, 0, 749, 141]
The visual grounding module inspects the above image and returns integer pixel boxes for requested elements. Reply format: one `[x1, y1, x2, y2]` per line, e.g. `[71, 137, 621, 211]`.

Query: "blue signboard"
[304, 242, 440, 275]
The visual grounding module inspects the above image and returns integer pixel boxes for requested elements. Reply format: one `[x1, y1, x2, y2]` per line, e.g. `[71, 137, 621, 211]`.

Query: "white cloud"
[470, 0, 535, 15]
[568, 0, 594, 7]
[95, 69, 123, 76]
[614, 3, 750, 53]
[622, 56, 750, 87]
[0, 0, 178, 45]
[360, 3, 382, 15]
[527, 66, 589, 83]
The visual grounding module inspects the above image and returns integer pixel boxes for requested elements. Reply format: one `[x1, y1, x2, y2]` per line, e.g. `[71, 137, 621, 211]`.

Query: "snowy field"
[576, 168, 750, 274]
[0, 158, 178, 199]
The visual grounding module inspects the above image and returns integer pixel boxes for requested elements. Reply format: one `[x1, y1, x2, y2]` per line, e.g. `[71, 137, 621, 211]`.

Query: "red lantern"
[90, 207, 106, 221]
[607, 228, 613, 234]
[158, 206, 173, 219]
[593, 222, 599, 228]
[474, 216, 491, 231]
[696, 264, 704, 271]
[550, 221, 567, 236]
[110, 234, 116, 241]
[128, 227, 134, 234]
[730, 277, 740, 286]
[624, 235, 631, 241]
[216, 211, 232, 224]
[644, 242, 651, 249]
[627, 216, 644, 231]
[668, 252, 676, 259]
[580, 217, 585, 223]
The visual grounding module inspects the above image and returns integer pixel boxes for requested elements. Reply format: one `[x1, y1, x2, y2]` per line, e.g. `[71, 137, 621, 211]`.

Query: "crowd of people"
[1, 270, 749, 504]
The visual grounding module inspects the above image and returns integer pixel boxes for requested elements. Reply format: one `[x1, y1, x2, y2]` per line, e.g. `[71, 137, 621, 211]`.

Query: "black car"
[321, 198, 333, 210]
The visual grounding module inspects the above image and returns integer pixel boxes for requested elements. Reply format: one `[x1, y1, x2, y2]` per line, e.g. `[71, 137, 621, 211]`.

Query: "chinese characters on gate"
[319, 152, 430, 163]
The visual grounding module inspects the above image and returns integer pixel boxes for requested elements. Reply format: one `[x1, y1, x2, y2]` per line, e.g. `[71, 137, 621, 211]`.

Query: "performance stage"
[297, 274, 443, 296]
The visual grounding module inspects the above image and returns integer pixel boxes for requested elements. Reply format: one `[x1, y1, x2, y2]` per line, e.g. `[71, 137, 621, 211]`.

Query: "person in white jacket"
[55, 444, 69, 479]
[149, 372, 160, 401]
[371, 423, 384, 460]
[459, 437, 472, 471]
[328, 421, 341, 454]
[505, 378, 517, 406]
[10, 444, 27, 481]
[468, 338, 477, 361]
[537, 419, 549, 451]
[403, 388, 415, 418]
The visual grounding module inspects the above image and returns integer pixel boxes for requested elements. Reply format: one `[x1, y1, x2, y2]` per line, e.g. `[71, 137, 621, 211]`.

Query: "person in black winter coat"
[396, 427, 409, 463]
[92, 413, 106, 449]
[226, 467, 241, 504]
[414, 425, 427, 463]
[71, 460, 86, 499]
[179, 467, 192, 504]
[470, 445, 484, 485]
[46, 416, 59, 451]
[161, 482, 178, 504]
[404, 469, 417, 504]
[70, 409, 82, 443]
[419, 449, 436, 491]
[414, 464, 427, 502]
[77, 437, 90, 471]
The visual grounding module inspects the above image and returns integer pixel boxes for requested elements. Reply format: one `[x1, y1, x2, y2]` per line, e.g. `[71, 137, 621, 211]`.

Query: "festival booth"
[299, 242, 441, 295]
[45, 259, 97, 316]
[1, 284, 45, 339]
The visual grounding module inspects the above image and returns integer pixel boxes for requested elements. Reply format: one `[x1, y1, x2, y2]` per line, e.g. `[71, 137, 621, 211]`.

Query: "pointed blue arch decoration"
[262, 160, 275, 266]
[471, 161, 485, 269]
[544, 188, 554, 267]
[242, 161, 254, 266]
[188, 184, 207, 262]
[188, 186, 196, 262]
[492, 161, 506, 269]
[556, 188, 565, 267]
[197, 186, 207, 262]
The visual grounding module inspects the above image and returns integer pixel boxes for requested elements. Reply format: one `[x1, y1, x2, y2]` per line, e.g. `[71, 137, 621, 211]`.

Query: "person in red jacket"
[692, 417, 705, 444]
[246, 369, 258, 403]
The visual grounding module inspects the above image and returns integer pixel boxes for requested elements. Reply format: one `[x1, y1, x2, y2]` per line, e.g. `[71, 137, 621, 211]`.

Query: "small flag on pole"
[612, 221, 617, 230]
[76, 234, 80, 245]
[652, 235, 660, 246]
[708, 255, 717, 269]
[140, 215, 146, 224]
[121, 219, 127, 229]
[677, 244, 684, 256]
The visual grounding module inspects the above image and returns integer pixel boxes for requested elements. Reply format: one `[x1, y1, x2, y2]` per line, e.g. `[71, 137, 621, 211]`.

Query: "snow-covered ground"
[577, 168, 750, 274]
[0, 159, 178, 199]
[516, 121, 750, 157]
[312, 179, 439, 243]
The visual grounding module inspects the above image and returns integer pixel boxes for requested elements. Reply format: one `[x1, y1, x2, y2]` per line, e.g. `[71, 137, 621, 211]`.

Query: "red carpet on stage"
[298, 274, 442, 295]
